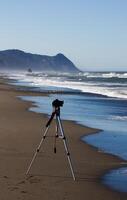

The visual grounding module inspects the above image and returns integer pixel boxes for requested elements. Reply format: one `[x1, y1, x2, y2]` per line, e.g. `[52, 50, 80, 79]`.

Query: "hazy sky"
[0, 0, 127, 71]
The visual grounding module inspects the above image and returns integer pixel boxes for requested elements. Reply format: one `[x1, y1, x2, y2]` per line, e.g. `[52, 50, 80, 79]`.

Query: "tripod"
[26, 99, 76, 181]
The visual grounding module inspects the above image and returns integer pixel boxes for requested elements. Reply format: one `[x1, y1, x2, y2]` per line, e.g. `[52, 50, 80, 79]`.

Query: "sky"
[0, 0, 127, 71]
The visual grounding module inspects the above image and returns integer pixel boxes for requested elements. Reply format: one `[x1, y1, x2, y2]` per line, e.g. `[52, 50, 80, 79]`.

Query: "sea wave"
[4, 72, 127, 99]
[83, 72, 127, 79]
[109, 115, 127, 121]
[17, 77, 127, 99]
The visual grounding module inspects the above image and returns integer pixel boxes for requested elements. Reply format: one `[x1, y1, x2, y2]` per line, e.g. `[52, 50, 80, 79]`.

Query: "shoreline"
[0, 78, 127, 199]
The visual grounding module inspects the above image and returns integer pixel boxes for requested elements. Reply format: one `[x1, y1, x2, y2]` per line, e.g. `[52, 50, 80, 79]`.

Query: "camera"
[52, 99, 64, 108]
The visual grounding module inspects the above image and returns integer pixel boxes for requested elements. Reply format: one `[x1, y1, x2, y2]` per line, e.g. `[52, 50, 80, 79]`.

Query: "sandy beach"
[0, 78, 127, 200]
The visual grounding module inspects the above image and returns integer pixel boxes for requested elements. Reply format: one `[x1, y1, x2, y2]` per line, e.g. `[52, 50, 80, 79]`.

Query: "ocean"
[2, 71, 127, 192]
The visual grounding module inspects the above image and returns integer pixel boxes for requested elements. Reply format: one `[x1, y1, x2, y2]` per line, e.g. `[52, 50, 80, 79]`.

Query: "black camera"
[52, 99, 64, 108]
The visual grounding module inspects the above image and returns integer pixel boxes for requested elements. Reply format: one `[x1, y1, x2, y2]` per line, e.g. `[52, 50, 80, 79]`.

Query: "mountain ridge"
[0, 49, 80, 73]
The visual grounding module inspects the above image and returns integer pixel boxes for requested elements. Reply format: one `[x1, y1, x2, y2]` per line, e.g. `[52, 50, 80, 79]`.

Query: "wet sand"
[0, 79, 127, 200]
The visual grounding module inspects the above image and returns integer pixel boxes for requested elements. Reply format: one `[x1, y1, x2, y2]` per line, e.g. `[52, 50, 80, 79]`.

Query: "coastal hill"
[0, 49, 80, 73]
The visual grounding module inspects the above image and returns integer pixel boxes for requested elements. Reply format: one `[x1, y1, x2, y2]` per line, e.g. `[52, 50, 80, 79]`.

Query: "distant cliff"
[0, 49, 80, 73]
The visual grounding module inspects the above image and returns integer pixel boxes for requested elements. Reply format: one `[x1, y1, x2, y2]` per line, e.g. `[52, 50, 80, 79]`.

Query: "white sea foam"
[5, 71, 127, 99]
[109, 116, 127, 121]
[21, 77, 127, 99]
[83, 72, 127, 79]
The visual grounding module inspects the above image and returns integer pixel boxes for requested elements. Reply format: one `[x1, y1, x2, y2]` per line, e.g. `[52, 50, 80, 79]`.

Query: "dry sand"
[0, 79, 127, 200]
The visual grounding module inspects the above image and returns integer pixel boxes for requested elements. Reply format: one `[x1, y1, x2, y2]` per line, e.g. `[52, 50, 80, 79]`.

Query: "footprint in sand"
[17, 180, 26, 185]
[26, 175, 41, 183]
[29, 177, 41, 184]
[9, 186, 19, 191]
[21, 190, 27, 194]
[26, 175, 34, 180]
[3, 175, 9, 179]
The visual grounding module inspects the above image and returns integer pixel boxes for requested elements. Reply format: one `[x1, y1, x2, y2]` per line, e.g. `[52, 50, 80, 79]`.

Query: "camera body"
[52, 99, 64, 108]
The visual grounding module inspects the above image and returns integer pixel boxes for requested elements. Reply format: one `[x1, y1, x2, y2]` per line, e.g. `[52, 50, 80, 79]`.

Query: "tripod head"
[46, 99, 64, 127]
[52, 99, 64, 109]
[52, 99, 64, 115]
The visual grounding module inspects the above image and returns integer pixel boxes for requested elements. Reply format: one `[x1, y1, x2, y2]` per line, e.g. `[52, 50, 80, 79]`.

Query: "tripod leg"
[54, 119, 59, 153]
[57, 116, 76, 181]
[26, 126, 50, 175]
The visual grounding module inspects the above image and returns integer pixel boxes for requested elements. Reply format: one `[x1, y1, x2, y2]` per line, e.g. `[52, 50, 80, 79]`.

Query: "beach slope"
[0, 80, 127, 200]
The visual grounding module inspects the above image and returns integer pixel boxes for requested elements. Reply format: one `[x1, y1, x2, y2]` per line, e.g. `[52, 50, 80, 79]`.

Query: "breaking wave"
[3, 71, 127, 99]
